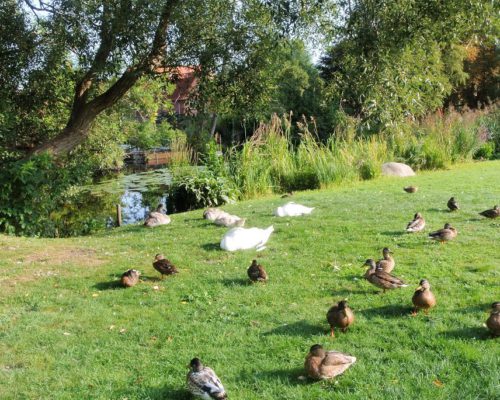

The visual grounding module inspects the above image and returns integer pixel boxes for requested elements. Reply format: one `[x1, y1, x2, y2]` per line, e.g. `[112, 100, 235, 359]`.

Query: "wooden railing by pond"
[125, 149, 180, 168]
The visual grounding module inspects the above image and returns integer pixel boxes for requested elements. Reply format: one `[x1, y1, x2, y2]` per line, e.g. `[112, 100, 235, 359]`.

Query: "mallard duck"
[120, 269, 140, 287]
[144, 204, 171, 227]
[213, 214, 246, 227]
[406, 212, 425, 233]
[152, 254, 179, 279]
[447, 197, 459, 211]
[274, 202, 314, 217]
[203, 208, 229, 221]
[376, 247, 395, 273]
[404, 186, 418, 193]
[326, 300, 355, 337]
[363, 259, 408, 293]
[479, 205, 499, 219]
[247, 259, 268, 282]
[220, 226, 274, 252]
[428, 223, 457, 243]
[281, 191, 294, 198]
[411, 279, 436, 315]
[486, 302, 500, 337]
[187, 358, 227, 399]
[304, 344, 356, 380]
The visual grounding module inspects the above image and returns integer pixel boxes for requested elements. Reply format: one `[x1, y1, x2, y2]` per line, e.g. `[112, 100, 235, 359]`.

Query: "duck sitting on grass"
[406, 212, 425, 233]
[376, 247, 395, 273]
[120, 269, 140, 287]
[447, 197, 459, 211]
[187, 358, 227, 399]
[213, 214, 246, 228]
[363, 259, 408, 293]
[304, 344, 356, 380]
[247, 259, 268, 282]
[486, 302, 500, 337]
[144, 204, 171, 227]
[411, 279, 436, 315]
[274, 202, 314, 217]
[428, 223, 457, 243]
[220, 226, 274, 252]
[326, 300, 354, 337]
[479, 205, 499, 219]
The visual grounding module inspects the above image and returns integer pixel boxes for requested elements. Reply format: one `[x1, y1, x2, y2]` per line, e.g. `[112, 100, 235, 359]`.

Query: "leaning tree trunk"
[30, 0, 179, 157]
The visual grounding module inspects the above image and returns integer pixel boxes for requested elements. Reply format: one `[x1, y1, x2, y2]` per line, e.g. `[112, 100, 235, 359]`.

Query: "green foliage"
[167, 169, 239, 213]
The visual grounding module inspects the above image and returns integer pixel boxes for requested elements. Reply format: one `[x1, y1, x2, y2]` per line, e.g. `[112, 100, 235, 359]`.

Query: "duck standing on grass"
[304, 344, 356, 380]
[152, 254, 179, 279]
[428, 223, 457, 243]
[376, 247, 395, 273]
[363, 259, 408, 293]
[486, 302, 500, 337]
[479, 205, 500, 219]
[187, 358, 227, 399]
[411, 279, 436, 315]
[326, 300, 355, 337]
[406, 212, 425, 233]
[447, 197, 459, 211]
[144, 204, 171, 227]
[120, 269, 140, 287]
[247, 259, 268, 282]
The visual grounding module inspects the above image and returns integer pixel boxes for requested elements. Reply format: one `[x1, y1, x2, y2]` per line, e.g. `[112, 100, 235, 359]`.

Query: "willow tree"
[1, 0, 333, 157]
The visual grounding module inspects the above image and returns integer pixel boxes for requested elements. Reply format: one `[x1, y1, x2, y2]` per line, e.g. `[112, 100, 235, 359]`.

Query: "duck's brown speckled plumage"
[411, 279, 436, 315]
[486, 302, 500, 337]
[187, 358, 227, 399]
[404, 186, 418, 193]
[406, 212, 425, 233]
[304, 344, 356, 380]
[326, 300, 354, 337]
[447, 197, 459, 211]
[428, 223, 457, 242]
[247, 259, 268, 282]
[479, 205, 500, 219]
[376, 248, 395, 273]
[153, 254, 179, 279]
[120, 269, 140, 287]
[363, 259, 407, 293]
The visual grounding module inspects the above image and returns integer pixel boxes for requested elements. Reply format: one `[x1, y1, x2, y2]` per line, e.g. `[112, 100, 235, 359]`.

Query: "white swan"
[144, 204, 171, 227]
[220, 226, 274, 251]
[274, 202, 314, 217]
[213, 214, 246, 227]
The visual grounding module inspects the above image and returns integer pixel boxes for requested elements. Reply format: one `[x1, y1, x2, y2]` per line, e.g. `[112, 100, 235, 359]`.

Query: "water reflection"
[120, 191, 168, 225]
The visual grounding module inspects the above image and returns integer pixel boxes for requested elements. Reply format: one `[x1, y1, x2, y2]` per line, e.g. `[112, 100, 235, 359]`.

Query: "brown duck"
[247, 259, 268, 282]
[121, 269, 140, 287]
[326, 300, 355, 337]
[304, 344, 356, 380]
[404, 186, 418, 193]
[406, 212, 425, 233]
[486, 302, 500, 337]
[153, 254, 179, 279]
[428, 223, 457, 243]
[363, 259, 408, 293]
[411, 279, 436, 315]
[479, 205, 499, 219]
[447, 197, 459, 211]
[376, 247, 395, 273]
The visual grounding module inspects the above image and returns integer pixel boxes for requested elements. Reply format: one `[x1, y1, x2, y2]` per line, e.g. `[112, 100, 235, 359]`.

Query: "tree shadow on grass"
[426, 208, 449, 213]
[361, 304, 411, 319]
[379, 230, 405, 237]
[458, 302, 493, 313]
[441, 326, 491, 341]
[263, 320, 326, 337]
[139, 275, 162, 282]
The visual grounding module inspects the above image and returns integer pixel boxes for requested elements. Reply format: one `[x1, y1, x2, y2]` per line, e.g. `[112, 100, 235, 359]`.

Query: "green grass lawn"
[1, 161, 499, 400]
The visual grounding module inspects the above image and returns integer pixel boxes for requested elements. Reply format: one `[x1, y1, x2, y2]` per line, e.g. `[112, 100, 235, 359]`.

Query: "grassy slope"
[1, 161, 499, 400]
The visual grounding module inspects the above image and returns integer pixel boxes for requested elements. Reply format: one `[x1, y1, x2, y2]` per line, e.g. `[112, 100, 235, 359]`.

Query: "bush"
[167, 170, 239, 213]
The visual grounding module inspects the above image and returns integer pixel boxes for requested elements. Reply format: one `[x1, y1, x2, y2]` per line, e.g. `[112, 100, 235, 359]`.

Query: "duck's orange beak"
[415, 285, 422, 291]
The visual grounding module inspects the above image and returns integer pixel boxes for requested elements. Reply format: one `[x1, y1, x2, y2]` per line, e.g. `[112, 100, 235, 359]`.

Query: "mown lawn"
[1, 161, 499, 400]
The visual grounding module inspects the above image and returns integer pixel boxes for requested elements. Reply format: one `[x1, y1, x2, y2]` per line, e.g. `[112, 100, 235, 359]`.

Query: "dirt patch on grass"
[22, 247, 103, 267]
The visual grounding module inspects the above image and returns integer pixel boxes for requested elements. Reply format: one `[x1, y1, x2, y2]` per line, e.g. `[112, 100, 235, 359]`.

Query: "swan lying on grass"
[274, 202, 314, 217]
[220, 226, 274, 251]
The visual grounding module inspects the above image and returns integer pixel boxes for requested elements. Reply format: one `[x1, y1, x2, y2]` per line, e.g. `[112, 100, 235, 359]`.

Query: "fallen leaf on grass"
[119, 328, 126, 334]
[433, 379, 444, 387]
[63, 332, 71, 336]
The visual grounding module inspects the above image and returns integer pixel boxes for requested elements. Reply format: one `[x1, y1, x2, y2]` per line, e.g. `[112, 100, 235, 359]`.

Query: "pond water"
[57, 168, 173, 236]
